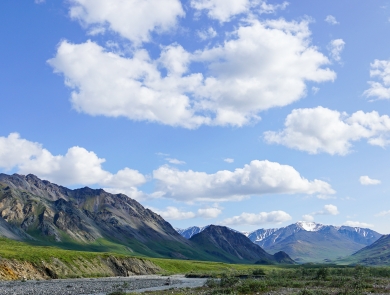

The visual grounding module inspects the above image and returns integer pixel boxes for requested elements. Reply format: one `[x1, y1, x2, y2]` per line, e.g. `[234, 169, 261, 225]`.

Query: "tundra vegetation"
[109, 266, 390, 295]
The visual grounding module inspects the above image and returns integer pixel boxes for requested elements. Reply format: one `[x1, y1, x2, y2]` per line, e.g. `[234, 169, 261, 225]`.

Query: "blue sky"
[1, 0, 390, 233]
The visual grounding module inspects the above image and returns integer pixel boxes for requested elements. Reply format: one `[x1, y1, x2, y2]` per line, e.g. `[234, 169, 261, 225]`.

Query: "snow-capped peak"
[296, 221, 324, 232]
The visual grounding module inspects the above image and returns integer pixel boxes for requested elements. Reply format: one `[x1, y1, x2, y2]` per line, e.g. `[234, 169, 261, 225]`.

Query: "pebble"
[0, 275, 208, 295]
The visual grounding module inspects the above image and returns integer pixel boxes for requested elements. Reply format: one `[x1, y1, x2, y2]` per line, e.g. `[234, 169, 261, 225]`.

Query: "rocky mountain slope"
[178, 222, 381, 263]
[189, 225, 295, 264]
[0, 173, 214, 260]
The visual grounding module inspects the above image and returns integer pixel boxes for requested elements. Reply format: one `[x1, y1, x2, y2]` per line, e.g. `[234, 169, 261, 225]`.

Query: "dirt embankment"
[0, 256, 161, 281]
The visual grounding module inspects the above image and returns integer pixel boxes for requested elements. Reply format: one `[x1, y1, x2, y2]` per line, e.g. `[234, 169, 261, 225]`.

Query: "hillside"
[189, 225, 295, 264]
[339, 234, 390, 265]
[0, 173, 214, 261]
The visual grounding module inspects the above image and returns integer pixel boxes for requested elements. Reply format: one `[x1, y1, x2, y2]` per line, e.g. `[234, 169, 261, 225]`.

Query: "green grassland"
[0, 238, 273, 275]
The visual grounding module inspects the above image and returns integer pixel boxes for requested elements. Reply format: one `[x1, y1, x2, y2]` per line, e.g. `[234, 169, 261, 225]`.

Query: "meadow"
[2, 238, 390, 295]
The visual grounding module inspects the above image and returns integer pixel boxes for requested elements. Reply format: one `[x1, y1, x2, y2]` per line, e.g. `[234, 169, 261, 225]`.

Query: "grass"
[107, 266, 390, 295]
[0, 237, 273, 276]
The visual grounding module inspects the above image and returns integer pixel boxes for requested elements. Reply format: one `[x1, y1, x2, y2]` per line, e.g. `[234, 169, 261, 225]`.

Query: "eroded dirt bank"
[0, 256, 161, 281]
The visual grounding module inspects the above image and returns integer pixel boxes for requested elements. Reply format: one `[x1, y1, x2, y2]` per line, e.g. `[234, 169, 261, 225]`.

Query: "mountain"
[177, 222, 381, 263]
[339, 234, 390, 265]
[247, 222, 381, 263]
[189, 225, 295, 264]
[176, 226, 210, 239]
[0, 173, 216, 260]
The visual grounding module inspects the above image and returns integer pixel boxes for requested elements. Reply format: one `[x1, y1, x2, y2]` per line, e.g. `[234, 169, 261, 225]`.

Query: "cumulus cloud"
[197, 207, 222, 218]
[364, 59, 390, 100]
[325, 15, 339, 25]
[359, 176, 381, 185]
[191, 0, 288, 22]
[48, 18, 335, 128]
[68, 0, 184, 44]
[153, 160, 335, 202]
[328, 39, 345, 62]
[0, 133, 147, 199]
[222, 210, 292, 226]
[344, 221, 374, 228]
[150, 206, 196, 220]
[191, 0, 250, 22]
[303, 204, 340, 221]
[224, 158, 234, 163]
[264, 107, 390, 155]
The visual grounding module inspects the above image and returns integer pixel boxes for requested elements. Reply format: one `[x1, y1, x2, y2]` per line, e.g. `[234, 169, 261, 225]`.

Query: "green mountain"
[190, 225, 295, 264]
[338, 234, 390, 265]
[0, 173, 215, 260]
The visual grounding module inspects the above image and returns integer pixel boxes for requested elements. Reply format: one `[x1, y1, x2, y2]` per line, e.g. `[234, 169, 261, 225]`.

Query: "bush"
[220, 275, 239, 288]
[252, 268, 266, 276]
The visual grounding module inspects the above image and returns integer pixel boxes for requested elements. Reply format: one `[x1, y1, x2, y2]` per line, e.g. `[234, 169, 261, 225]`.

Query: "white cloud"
[48, 40, 208, 129]
[312, 86, 320, 94]
[259, 1, 289, 14]
[322, 204, 340, 215]
[35, 0, 45, 3]
[148, 206, 222, 220]
[364, 59, 390, 100]
[328, 39, 345, 62]
[191, 0, 250, 22]
[166, 158, 186, 165]
[325, 15, 339, 25]
[197, 27, 217, 40]
[0, 133, 147, 199]
[222, 210, 292, 226]
[224, 158, 234, 163]
[264, 107, 390, 155]
[197, 207, 222, 218]
[344, 221, 374, 228]
[153, 160, 335, 202]
[191, 0, 288, 22]
[150, 206, 196, 220]
[48, 19, 335, 128]
[303, 204, 340, 221]
[193, 19, 335, 126]
[359, 176, 381, 185]
[68, 0, 184, 44]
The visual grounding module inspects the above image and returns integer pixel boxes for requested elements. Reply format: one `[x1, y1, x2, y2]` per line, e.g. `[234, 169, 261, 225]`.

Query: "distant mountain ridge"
[177, 222, 382, 263]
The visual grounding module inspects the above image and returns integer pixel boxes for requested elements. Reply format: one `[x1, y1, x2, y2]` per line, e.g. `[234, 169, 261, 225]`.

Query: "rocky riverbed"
[0, 274, 208, 295]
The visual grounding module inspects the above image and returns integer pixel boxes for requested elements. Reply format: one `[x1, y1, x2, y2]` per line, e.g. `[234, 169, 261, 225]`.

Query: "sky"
[1, 0, 390, 234]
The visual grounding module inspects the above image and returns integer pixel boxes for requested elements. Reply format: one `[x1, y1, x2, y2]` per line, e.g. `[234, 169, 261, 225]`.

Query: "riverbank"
[0, 274, 208, 295]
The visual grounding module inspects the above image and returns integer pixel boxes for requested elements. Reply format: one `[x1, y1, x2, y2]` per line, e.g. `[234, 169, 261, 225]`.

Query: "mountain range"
[178, 222, 382, 263]
[0, 173, 292, 265]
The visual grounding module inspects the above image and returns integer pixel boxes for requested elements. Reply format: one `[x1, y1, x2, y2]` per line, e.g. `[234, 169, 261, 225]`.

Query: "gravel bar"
[0, 274, 208, 295]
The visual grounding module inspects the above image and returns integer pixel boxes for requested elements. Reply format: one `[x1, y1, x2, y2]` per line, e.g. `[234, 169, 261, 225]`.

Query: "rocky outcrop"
[0, 256, 161, 281]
